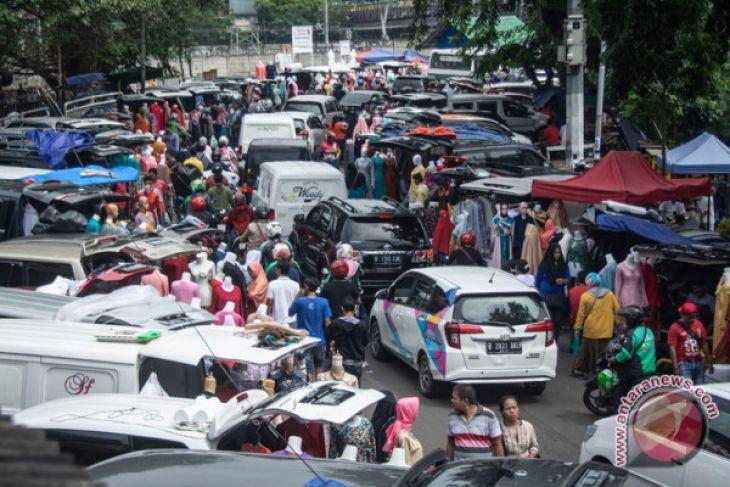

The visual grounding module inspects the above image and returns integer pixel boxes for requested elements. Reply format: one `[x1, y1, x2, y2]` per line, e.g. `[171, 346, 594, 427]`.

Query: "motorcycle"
[583, 338, 623, 416]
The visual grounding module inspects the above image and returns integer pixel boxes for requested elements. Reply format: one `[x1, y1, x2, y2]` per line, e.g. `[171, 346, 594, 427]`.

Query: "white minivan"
[252, 161, 347, 235]
[238, 113, 297, 155]
[0, 319, 319, 413]
[369, 266, 557, 397]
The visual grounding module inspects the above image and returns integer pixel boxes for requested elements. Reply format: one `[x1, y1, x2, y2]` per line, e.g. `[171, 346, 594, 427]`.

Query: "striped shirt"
[448, 406, 502, 460]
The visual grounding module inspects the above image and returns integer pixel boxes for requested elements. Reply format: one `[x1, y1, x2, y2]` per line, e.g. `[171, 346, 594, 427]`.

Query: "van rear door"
[274, 177, 346, 234]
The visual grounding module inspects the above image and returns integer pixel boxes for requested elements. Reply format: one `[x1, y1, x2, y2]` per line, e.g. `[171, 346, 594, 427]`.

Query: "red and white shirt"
[668, 319, 706, 362]
[448, 406, 502, 460]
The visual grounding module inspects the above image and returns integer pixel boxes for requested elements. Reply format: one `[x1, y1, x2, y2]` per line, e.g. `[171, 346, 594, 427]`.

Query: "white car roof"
[286, 95, 336, 103]
[243, 113, 295, 123]
[410, 266, 537, 295]
[460, 175, 572, 197]
[260, 161, 343, 178]
[138, 325, 320, 366]
[279, 111, 317, 121]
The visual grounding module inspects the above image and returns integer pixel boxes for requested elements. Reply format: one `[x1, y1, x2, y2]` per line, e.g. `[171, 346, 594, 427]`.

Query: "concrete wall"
[186, 41, 415, 77]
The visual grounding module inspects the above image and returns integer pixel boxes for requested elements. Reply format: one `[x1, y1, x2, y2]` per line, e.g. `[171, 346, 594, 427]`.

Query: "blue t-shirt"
[288, 296, 331, 347]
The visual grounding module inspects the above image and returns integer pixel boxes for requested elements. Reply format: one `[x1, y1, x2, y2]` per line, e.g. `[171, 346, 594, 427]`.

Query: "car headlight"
[584, 424, 597, 442]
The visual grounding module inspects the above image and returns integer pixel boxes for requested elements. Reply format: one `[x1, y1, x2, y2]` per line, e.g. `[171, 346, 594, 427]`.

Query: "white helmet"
[336, 243, 354, 260]
[267, 221, 282, 237]
[218, 135, 229, 146]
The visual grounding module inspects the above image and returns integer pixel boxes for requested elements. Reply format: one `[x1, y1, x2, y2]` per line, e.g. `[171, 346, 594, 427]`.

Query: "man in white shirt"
[266, 261, 300, 324]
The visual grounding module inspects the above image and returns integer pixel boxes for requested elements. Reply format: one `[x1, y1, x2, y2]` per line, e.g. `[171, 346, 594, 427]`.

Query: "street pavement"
[361, 334, 598, 461]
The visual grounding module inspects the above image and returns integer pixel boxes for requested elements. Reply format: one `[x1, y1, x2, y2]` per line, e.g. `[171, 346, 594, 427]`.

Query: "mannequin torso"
[189, 253, 214, 307]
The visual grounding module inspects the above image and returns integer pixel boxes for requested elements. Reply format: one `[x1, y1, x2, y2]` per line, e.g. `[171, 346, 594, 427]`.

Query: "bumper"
[440, 365, 556, 384]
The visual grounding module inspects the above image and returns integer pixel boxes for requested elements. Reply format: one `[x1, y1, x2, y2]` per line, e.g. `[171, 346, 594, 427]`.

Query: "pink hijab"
[352, 116, 369, 141]
[384, 397, 419, 452]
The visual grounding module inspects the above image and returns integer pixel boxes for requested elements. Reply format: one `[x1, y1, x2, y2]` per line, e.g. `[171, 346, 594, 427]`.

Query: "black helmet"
[617, 306, 644, 328]
[254, 206, 269, 220]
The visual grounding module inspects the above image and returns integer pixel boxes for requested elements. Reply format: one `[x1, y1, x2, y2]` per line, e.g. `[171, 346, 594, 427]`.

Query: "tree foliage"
[0, 0, 231, 84]
[254, 0, 347, 43]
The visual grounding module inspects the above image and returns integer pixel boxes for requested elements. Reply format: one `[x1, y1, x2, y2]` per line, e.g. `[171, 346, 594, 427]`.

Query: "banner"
[292, 25, 313, 54]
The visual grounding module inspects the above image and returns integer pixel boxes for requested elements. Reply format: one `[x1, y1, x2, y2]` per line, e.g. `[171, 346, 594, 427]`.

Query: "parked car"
[280, 111, 326, 158]
[88, 449, 405, 487]
[369, 266, 557, 397]
[291, 197, 431, 297]
[453, 142, 569, 178]
[14, 382, 383, 465]
[2, 115, 127, 135]
[391, 75, 437, 94]
[444, 94, 548, 137]
[579, 381, 730, 487]
[282, 94, 343, 129]
[440, 113, 533, 145]
[391, 93, 448, 110]
[242, 138, 310, 187]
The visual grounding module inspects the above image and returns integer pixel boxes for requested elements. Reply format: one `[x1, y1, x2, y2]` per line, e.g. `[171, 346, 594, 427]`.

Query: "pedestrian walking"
[535, 243, 571, 342]
[266, 261, 300, 324]
[326, 300, 368, 382]
[320, 260, 360, 320]
[383, 397, 423, 465]
[499, 396, 539, 458]
[669, 302, 714, 385]
[571, 273, 620, 377]
[288, 278, 332, 378]
[446, 384, 504, 460]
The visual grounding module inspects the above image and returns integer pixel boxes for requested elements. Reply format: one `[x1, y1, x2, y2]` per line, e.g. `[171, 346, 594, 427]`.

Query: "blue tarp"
[24, 165, 140, 186]
[403, 49, 429, 63]
[64, 72, 105, 86]
[596, 214, 696, 245]
[25, 129, 95, 169]
[659, 132, 730, 175]
[450, 123, 512, 143]
[362, 48, 402, 63]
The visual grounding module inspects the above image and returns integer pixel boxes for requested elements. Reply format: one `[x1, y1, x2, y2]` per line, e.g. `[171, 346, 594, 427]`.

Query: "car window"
[484, 148, 522, 165]
[284, 102, 323, 116]
[45, 429, 130, 466]
[25, 261, 75, 286]
[130, 436, 187, 451]
[452, 102, 474, 110]
[308, 116, 324, 129]
[477, 101, 498, 113]
[317, 206, 332, 233]
[428, 285, 450, 314]
[703, 396, 730, 459]
[411, 278, 435, 312]
[521, 150, 546, 167]
[342, 217, 429, 247]
[504, 101, 529, 117]
[424, 462, 507, 487]
[391, 275, 417, 305]
[325, 100, 338, 112]
[0, 260, 23, 286]
[454, 294, 545, 326]
[305, 206, 324, 227]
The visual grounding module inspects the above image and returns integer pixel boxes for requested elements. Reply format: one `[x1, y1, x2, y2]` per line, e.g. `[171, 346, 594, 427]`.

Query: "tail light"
[297, 130, 309, 139]
[267, 209, 275, 220]
[413, 249, 433, 263]
[445, 321, 483, 349]
[526, 321, 555, 347]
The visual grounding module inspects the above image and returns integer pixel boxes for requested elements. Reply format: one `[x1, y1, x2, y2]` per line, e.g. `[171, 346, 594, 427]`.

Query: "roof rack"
[328, 196, 356, 213]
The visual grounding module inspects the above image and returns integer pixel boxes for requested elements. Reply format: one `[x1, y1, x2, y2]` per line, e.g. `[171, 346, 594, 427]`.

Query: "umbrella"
[403, 49, 429, 63]
[360, 48, 402, 63]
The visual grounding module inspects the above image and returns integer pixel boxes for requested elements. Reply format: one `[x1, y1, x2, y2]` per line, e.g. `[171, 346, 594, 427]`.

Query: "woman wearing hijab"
[432, 209, 455, 265]
[335, 243, 362, 285]
[150, 102, 164, 135]
[540, 219, 556, 253]
[216, 103, 228, 137]
[409, 154, 426, 195]
[371, 391, 397, 463]
[371, 151, 385, 199]
[134, 112, 150, 133]
[246, 261, 268, 317]
[383, 397, 422, 465]
[534, 243, 571, 343]
[383, 149, 398, 199]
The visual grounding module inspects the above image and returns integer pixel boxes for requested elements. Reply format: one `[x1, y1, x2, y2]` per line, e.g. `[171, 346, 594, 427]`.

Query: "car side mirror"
[294, 214, 305, 225]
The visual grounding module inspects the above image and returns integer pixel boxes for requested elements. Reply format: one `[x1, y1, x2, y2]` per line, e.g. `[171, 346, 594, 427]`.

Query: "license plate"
[374, 255, 402, 266]
[486, 340, 522, 354]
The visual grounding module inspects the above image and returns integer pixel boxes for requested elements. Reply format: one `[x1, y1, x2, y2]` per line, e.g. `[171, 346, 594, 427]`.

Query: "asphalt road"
[361, 334, 598, 461]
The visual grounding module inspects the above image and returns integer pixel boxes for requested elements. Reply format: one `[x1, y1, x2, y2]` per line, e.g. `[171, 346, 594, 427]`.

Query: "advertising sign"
[292, 25, 313, 54]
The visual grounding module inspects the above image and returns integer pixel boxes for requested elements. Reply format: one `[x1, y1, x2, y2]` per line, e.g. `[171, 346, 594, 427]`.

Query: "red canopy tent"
[531, 151, 711, 205]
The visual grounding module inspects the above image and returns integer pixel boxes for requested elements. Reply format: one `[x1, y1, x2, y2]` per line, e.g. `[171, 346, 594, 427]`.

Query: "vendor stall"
[658, 131, 730, 174]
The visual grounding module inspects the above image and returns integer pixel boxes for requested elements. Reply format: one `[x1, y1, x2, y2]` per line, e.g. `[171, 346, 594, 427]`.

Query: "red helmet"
[330, 259, 349, 280]
[678, 302, 697, 316]
[191, 196, 206, 212]
[460, 231, 476, 247]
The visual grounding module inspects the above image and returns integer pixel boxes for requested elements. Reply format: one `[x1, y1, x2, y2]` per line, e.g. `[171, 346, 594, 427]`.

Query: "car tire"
[370, 319, 387, 361]
[524, 381, 547, 396]
[418, 353, 440, 398]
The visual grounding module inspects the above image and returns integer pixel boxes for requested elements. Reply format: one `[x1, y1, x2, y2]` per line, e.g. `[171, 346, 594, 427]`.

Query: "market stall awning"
[658, 132, 730, 174]
[358, 48, 402, 64]
[595, 214, 696, 245]
[403, 49, 429, 63]
[25, 129, 95, 169]
[107, 66, 164, 86]
[531, 151, 711, 205]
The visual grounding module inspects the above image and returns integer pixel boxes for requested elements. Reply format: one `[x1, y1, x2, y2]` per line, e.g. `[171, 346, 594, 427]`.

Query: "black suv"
[291, 197, 432, 297]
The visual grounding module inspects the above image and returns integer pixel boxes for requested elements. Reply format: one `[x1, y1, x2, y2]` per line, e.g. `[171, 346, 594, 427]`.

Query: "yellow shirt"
[574, 290, 619, 339]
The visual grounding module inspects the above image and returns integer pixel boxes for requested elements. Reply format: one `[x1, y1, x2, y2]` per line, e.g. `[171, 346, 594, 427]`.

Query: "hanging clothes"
[382, 153, 398, 199]
[547, 200, 569, 229]
[521, 224, 543, 274]
[512, 213, 533, 261]
[540, 220, 556, 253]
[432, 210, 455, 256]
[493, 215, 514, 270]
[599, 260, 618, 292]
[371, 153, 385, 199]
[171, 278, 200, 304]
[329, 415, 376, 463]
[566, 235, 591, 277]
[641, 262, 660, 308]
[141, 269, 169, 297]
[210, 284, 243, 315]
[614, 262, 648, 308]
[215, 309, 244, 327]
[714, 278, 730, 362]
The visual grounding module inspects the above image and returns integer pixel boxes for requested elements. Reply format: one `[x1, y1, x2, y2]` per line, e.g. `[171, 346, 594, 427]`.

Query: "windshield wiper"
[481, 320, 516, 332]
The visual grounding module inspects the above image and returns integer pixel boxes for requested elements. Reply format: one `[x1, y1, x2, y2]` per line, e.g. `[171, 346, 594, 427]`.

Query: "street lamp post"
[140, 18, 146, 93]
[324, 0, 330, 51]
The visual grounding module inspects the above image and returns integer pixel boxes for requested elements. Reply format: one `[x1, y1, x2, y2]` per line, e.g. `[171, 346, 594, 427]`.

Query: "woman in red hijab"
[150, 102, 163, 134]
[134, 113, 149, 133]
[431, 210, 455, 265]
[540, 219, 556, 253]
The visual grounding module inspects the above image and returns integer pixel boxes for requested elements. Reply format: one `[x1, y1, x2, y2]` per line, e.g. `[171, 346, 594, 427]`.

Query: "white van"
[252, 161, 347, 235]
[0, 320, 319, 414]
[238, 113, 297, 155]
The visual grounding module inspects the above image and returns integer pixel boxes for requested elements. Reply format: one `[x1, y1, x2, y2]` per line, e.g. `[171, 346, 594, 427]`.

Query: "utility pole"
[594, 40, 606, 159]
[324, 0, 330, 51]
[559, 0, 586, 168]
[140, 18, 146, 93]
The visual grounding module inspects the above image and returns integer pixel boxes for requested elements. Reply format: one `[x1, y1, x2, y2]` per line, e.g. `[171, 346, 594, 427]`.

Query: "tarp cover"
[381, 123, 511, 143]
[531, 151, 711, 205]
[596, 214, 696, 245]
[25, 129, 95, 169]
[359, 48, 402, 64]
[659, 132, 730, 174]
[25, 164, 140, 186]
[64, 72, 105, 86]
[406, 126, 457, 140]
[403, 49, 429, 63]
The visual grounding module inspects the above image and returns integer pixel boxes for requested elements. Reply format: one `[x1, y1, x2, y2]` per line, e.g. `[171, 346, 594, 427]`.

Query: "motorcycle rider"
[447, 232, 487, 266]
[259, 221, 293, 270]
[610, 306, 656, 395]
[242, 206, 269, 252]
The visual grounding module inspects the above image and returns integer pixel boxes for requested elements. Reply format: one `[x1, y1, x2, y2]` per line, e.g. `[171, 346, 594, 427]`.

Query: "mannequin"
[329, 414, 376, 462]
[492, 203, 513, 271]
[141, 267, 169, 297]
[339, 444, 359, 461]
[521, 222, 543, 274]
[85, 213, 101, 234]
[216, 301, 244, 326]
[316, 353, 358, 388]
[171, 272, 200, 304]
[599, 254, 617, 292]
[566, 230, 590, 277]
[614, 249, 648, 307]
[286, 436, 303, 455]
[713, 267, 730, 363]
[189, 252, 214, 308]
[210, 276, 242, 314]
[216, 251, 237, 277]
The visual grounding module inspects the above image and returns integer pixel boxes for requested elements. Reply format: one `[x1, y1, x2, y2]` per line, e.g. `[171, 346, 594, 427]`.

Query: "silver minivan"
[445, 94, 548, 137]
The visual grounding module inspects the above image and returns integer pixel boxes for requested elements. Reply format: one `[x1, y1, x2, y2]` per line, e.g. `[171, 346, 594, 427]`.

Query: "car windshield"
[453, 294, 545, 326]
[393, 78, 424, 91]
[247, 147, 309, 165]
[342, 217, 428, 247]
[284, 102, 323, 115]
[341, 92, 374, 106]
[420, 462, 507, 486]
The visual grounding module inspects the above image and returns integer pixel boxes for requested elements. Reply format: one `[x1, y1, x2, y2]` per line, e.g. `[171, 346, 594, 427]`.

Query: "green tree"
[254, 0, 347, 43]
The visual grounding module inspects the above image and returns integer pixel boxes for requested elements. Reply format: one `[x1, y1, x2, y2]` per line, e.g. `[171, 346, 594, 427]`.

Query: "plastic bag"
[52, 210, 88, 233]
[38, 205, 59, 223]
[139, 372, 169, 397]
